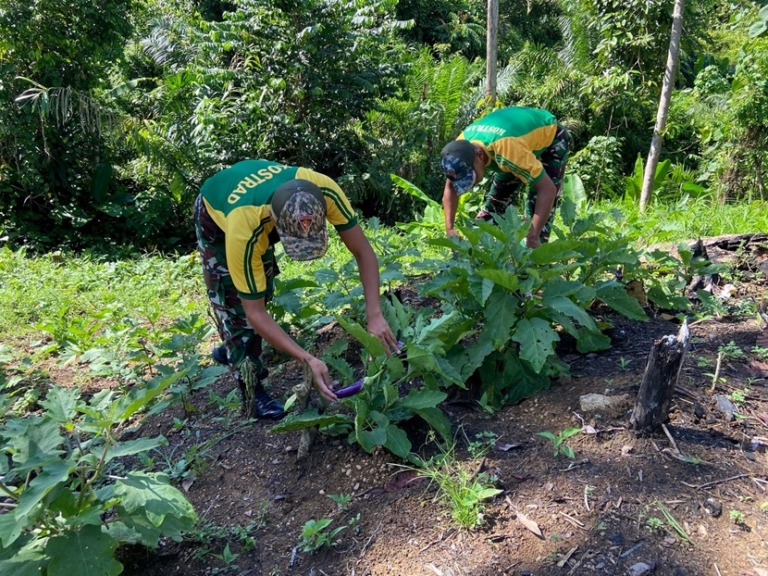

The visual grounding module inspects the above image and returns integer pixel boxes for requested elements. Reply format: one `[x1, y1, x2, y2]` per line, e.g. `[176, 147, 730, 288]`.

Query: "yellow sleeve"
[224, 206, 273, 298]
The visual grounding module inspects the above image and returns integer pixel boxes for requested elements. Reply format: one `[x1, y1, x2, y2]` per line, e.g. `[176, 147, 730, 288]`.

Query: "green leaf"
[476, 268, 519, 292]
[314, 268, 339, 284]
[483, 289, 519, 348]
[537, 431, 557, 441]
[477, 488, 503, 500]
[575, 328, 612, 353]
[596, 284, 648, 320]
[355, 411, 388, 453]
[529, 240, 581, 265]
[16, 459, 75, 518]
[383, 425, 411, 458]
[401, 389, 447, 411]
[113, 472, 196, 539]
[9, 419, 65, 475]
[46, 525, 122, 576]
[0, 534, 47, 576]
[104, 437, 167, 463]
[546, 296, 597, 332]
[0, 509, 23, 548]
[270, 411, 351, 433]
[411, 406, 452, 441]
[512, 318, 559, 373]
[40, 387, 80, 423]
[336, 316, 386, 357]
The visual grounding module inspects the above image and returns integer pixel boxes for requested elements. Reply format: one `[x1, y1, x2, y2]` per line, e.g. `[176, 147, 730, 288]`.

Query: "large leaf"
[336, 316, 386, 357]
[476, 268, 519, 292]
[104, 437, 167, 463]
[113, 472, 196, 537]
[384, 425, 411, 458]
[511, 318, 559, 373]
[411, 406, 452, 441]
[596, 284, 648, 320]
[483, 289, 519, 348]
[546, 296, 597, 332]
[40, 387, 80, 423]
[401, 389, 447, 411]
[528, 240, 581, 265]
[0, 534, 47, 576]
[15, 459, 75, 518]
[46, 525, 122, 576]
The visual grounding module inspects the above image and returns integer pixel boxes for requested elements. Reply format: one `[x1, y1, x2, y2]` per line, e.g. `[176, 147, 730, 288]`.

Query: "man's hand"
[446, 228, 462, 239]
[525, 232, 541, 249]
[367, 311, 398, 355]
[307, 356, 338, 402]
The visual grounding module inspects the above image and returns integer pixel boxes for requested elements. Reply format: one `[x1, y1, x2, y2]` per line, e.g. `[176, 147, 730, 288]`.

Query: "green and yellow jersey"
[458, 107, 558, 187]
[200, 159, 358, 299]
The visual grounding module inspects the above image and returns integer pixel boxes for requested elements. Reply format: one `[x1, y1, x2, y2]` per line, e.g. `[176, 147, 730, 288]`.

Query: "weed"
[467, 430, 499, 459]
[327, 493, 353, 511]
[751, 346, 768, 361]
[718, 341, 745, 361]
[730, 509, 746, 525]
[299, 518, 346, 552]
[618, 356, 632, 370]
[728, 388, 748, 406]
[410, 445, 502, 530]
[657, 502, 694, 545]
[538, 427, 582, 458]
[645, 517, 665, 532]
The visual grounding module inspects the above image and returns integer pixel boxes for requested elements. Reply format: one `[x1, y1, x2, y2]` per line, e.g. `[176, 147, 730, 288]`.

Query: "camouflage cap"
[271, 180, 328, 261]
[440, 139, 477, 195]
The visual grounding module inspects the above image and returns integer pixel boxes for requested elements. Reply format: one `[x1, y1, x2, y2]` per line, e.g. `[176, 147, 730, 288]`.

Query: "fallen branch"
[681, 473, 753, 490]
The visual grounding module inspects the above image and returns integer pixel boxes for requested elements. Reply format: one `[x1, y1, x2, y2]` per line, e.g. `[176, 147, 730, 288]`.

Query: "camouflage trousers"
[194, 194, 278, 386]
[478, 124, 571, 243]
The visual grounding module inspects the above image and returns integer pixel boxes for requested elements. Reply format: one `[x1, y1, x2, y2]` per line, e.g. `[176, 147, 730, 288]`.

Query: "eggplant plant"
[0, 370, 197, 575]
[420, 198, 654, 410]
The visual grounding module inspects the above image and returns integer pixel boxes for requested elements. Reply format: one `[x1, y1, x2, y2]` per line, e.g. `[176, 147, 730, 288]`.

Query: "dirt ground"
[115, 243, 768, 576]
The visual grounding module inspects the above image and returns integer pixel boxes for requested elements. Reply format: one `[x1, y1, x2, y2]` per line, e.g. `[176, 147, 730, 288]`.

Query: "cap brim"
[451, 169, 476, 195]
[280, 233, 328, 261]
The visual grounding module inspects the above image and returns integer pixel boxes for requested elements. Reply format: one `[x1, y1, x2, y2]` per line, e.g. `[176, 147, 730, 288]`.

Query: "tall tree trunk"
[639, 0, 685, 211]
[485, 0, 499, 109]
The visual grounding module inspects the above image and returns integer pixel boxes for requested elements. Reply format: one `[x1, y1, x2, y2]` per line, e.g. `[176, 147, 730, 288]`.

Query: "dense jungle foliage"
[0, 0, 766, 253]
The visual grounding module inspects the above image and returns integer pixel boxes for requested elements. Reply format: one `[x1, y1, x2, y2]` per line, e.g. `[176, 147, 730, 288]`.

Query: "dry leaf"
[182, 470, 196, 492]
[625, 279, 648, 306]
[384, 470, 425, 492]
[516, 511, 543, 538]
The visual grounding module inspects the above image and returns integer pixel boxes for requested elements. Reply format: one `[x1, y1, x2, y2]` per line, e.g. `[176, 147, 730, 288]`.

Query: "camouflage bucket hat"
[440, 139, 477, 195]
[271, 180, 328, 261]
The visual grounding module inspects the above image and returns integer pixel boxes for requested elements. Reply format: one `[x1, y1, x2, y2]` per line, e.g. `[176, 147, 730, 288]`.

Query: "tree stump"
[630, 320, 690, 434]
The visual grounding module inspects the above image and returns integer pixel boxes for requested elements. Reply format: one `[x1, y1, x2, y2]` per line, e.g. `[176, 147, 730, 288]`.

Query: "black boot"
[238, 379, 285, 420]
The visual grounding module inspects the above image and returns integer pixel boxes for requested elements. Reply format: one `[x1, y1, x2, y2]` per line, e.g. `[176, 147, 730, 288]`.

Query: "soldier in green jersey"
[195, 160, 398, 419]
[440, 106, 571, 248]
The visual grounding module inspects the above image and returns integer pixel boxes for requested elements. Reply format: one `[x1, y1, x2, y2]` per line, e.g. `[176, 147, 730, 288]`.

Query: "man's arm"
[241, 297, 337, 401]
[442, 179, 460, 237]
[526, 174, 558, 248]
[338, 225, 398, 353]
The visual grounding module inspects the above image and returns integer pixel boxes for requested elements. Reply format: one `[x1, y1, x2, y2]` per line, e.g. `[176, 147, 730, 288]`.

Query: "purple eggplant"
[335, 379, 364, 398]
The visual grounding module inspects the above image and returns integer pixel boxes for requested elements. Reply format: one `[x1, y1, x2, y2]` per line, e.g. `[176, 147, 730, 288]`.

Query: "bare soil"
[115, 249, 768, 576]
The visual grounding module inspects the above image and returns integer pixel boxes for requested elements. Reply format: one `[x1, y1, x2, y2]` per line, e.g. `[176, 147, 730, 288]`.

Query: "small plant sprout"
[299, 518, 346, 553]
[718, 340, 745, 360]
[467, 430, 499, 459]
[538, 427, 582, 458]
[618, 356, 632, 370]
[729, 509, 746, 525]
[727, 387, 749, 406]
[327, 492, 353, 511]
[751, 346, 768, 361]
[645, 517, 665, 532]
